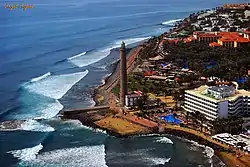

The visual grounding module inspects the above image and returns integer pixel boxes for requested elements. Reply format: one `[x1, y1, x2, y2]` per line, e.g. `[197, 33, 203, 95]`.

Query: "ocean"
[0, 0, 246, 166]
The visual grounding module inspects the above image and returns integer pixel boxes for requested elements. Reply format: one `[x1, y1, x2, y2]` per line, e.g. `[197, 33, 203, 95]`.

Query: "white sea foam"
[20, 120, 55, 132]
[114, 36, 151, 46]
[33, 100, 64, 120]
[149, 157, 171, 165]
[60, 119, 89, 131]
[101, 73, 112, 85]
[80, 124, 107, 134]
[204, 146, 214, 167]
[69, 37, 150, 68]
[162, 19, 182, 25]
[136, 133, 161, 137]
[204, 146, 214, 159]
[61, 120, 107, 134]
[8, 143, 43, 162]
[67, 52, 86, 60]
[155, 137, 174, 144]
[11, 99, 64, 120]
[17, 70, 88, 120]
[24, 70, 89, 100]
[179, 137, 215, 166]
[30, 72, 51, 83]
[18, 145, 108, 167]
[69, 48, 111, 67]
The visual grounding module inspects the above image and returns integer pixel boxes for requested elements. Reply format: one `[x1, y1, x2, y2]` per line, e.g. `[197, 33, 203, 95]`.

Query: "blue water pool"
[160, 114, 183, 124]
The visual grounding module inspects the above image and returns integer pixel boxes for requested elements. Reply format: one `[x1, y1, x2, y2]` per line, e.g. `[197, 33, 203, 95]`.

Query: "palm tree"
[137, 98, 144, 111]
[161, 102, 167, 111]
[156, 98, 161, 106]
[198, 114, 207, 133]
[142, 93, 149, 109]
[211, 116, 243, 135]
[163, 88, 170, 97]
[185, 111, 190, 125]
[172, 90, 181, 110]
[190, 111, 201, 128]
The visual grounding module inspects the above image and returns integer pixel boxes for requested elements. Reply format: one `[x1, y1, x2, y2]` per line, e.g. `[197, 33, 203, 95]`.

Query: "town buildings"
[184, 85, 250, 121]
[223, 3, 250, 10]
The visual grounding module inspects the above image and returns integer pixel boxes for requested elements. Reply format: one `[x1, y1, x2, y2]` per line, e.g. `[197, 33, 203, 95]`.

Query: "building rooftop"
[145, 75, 167, 80]
[195, 31, 250, 43]
[208, 85, 235, 94]
[186, 85, 250, 102]
[199, 33, 221, 37]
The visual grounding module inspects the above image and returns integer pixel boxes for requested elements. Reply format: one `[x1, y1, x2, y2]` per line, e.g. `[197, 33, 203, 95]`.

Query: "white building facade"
[125, 94, 141, 107]
[184, 85, 250, 121]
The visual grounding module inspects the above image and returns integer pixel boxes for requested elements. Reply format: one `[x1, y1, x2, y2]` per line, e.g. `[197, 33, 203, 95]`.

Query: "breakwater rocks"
[0, 120, 25, 131]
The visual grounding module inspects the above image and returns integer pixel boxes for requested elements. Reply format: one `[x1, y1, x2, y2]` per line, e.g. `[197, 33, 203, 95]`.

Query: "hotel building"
[192, 31, 250, 48]
[184, 85, 250, 121]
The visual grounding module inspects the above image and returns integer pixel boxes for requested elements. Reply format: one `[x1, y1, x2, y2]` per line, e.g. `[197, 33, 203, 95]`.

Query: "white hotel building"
[184, 85, 250, 121]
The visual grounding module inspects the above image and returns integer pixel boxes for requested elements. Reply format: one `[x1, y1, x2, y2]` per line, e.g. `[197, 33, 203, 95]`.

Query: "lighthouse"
[120, 41, 128, 107]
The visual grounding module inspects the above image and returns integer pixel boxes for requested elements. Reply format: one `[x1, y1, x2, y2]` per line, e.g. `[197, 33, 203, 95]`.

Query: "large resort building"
[184, 85, 250, 121]
[193, 31, 250, 48]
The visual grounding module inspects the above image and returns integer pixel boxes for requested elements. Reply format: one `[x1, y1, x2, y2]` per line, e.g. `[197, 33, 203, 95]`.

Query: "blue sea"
[0, 0, 246, 166]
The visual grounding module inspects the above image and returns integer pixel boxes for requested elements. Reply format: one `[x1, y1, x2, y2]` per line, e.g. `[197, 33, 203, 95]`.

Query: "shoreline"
[67, 23, 236, 166]
[62, 9, 250, 167]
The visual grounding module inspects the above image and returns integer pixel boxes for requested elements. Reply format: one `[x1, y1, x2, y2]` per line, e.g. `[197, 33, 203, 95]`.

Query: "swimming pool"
[160, 114, 183, 124]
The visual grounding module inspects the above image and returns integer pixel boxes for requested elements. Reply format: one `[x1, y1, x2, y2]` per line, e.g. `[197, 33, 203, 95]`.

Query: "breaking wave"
[16, 145, 108, 167]
[24, 70, 89, 100]
[149, 157, 171, 165]
[204, 146, 214, 159]
[7, 70, 89, 120]
[162, 19, 182, 25]
[20, 120, 55, 132]
[155, 136, 174, 144]
[8, 143, 43, 162]
[180, 137, 215, 166]
[58, 119, 107, 134]
[100, 72, 112, 86]
[30, 72, 51, 83]
[69, 37, 150, 68]
[67, 52, 87, 60]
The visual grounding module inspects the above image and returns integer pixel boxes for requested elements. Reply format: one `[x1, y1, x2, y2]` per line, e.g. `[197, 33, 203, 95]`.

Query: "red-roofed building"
[209, 42, 222, 47]
[143, 71, 157, 77]
[183, 36, 195, 43]
[168, 39, 180, 44]
[193, 31, 250, 48]
[217, 32, 250, 48]
[193, 32, 221, 43]
[244, 30, 250, 40]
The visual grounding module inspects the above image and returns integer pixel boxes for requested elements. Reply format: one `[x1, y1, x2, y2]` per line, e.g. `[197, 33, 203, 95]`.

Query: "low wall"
[61, 106, 110, 115]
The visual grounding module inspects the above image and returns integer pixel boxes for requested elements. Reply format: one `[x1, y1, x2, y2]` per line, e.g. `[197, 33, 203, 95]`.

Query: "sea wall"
[162, 127, 233, 152]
